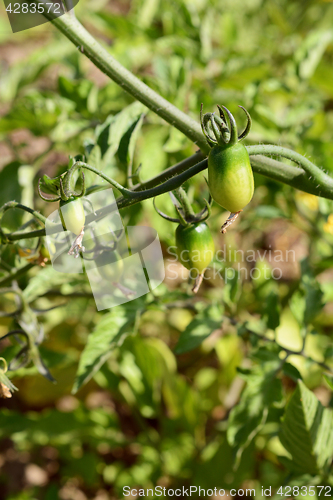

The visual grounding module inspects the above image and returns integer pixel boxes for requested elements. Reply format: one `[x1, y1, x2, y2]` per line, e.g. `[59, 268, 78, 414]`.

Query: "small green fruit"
[175, 222, 215, 276]
[95, 249, 124, 283]
[59, 197, 86, 235]
[208, 142, 254, 213]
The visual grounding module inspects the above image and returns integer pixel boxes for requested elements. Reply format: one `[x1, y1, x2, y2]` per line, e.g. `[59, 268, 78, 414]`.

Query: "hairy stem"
[173, 187, 196, 219]
[249, 155, 333, 199]
[247, 145, 333, 196]
[132, 152, 206, 192]
[34, 12, 333, 201]
[37, 12, 333, 201]
[0, 202, 48, 243]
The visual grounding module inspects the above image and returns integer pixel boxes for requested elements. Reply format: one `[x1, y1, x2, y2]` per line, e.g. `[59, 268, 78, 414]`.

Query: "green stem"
[40, 13, 333, 200]
[73, 161, 134, 197]
[38, 12, 333, 200]
[5, 228, 47, 242]
[81, 152, 206, 195]
[2, 156, 209, 242]
[173, 187, 195, 219]
[0, 202, 47, 226]
[0, 263, 35, 287]
[0, 202, 48, 243]
[4, 147, 333, 243]
[249, 155, 333, 199]
[93, 158, 209, 218]
[247, 145, 333, 195]
[131, 152, 206, 191]
[47, 12, 209, 153]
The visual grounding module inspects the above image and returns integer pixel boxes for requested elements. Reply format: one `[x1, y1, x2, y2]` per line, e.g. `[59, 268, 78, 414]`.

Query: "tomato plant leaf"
[174, 305, 222, 354]
[323, 374, 333, 391]
[95, 102, 146, 162]
[280, 380, 333, 475]
[282, 362, 302, 382]
[0, 161, 22, 231]
[290, 260, 324, 326]
[227, 357, 283, 469]
[72, 303, 142, 393]
[23, 267, 86, 303]
[40, 174, 61, 195]
[50, 119, 90, 143]
[263, 292, 280, 330]
[118, 113, 144, 167]
[296, 30, 332, 80]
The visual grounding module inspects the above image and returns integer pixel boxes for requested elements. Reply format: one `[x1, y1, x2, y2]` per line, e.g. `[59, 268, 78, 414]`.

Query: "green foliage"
[73, 299, 145, 393]
[94, 101, 147, 168]
[290, 260, 325, 327]
[174, 303, 222, 354]
[280, 381, 333, 475]
[227, 345, 283, 467]
[0, 162, 22, 231]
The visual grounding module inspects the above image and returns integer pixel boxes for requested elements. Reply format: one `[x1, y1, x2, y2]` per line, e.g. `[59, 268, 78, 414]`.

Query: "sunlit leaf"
[73, 301, 145, 393]
[280, 381, 333, 475]
[174, 304, 222, 354]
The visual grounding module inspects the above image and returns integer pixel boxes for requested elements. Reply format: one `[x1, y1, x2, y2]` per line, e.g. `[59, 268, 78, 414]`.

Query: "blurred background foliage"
[0, 0, 333, 498]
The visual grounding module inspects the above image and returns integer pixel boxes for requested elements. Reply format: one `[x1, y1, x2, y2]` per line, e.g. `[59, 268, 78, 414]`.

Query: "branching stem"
[3, 142, 333, 243]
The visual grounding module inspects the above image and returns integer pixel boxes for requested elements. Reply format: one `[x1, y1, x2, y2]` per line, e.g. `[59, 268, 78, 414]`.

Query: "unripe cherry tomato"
[40, 244, 51, 260]
[94, 249, 124, 283]
[59, 197, 86, 236]
[175, 222, 215, 276]
[208, 142, 254, 213]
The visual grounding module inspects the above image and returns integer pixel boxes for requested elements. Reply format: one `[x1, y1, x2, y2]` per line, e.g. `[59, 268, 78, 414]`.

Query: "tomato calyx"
[200, 103, 252, 148]
[36, 158, 88, 257]
[37, 155, 86, 204]
[153, 191, 213, 227]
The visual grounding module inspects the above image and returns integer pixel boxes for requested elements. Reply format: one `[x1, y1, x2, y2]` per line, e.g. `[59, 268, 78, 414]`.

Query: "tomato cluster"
[37, 104, 254, 294]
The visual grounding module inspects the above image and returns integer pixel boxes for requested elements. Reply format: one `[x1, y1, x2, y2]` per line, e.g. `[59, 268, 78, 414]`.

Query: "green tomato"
[175, 222, 215, 275]
[208, 142, 254, 213]
[95, 249, 124, 283]
[40, 242, 56, 261]
[59, 197, 86, 235]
